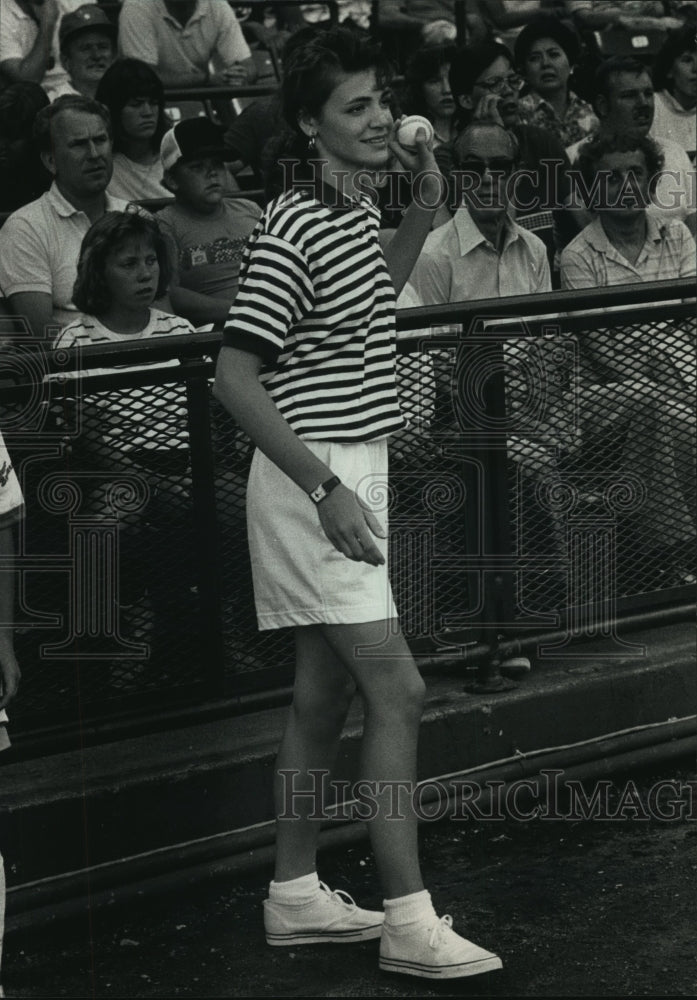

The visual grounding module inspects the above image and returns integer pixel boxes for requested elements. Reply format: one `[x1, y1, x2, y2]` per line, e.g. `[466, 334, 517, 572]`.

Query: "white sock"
[268, 871, 321, 904]
[383, 889, 436, 926]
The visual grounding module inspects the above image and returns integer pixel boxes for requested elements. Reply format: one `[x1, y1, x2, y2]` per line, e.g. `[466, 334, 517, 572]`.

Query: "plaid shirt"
[519, 91, 598, 147]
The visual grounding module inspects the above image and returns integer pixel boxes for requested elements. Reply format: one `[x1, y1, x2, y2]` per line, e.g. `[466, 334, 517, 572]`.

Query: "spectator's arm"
[212, 56, 257, 87]
[0, 213, 60, 339]
[0, 524, 20, 711]
[383, 198, 443, 296]
[169, 286, 233, 327]
[678, 226, 697, 277]
[408, 251, 452, 307]
[559, 246, 596, 289]
[534, 248, 552, 295]
[210, 3, 255, 84]
[375, 1, 424, 28]
[564, 1, 624, 30]
[0, 0, 59, 84]
[5, 291, 56, 342]
[567, 0, 680, 31]
[477, 0, 549, 30]
[118, 0, 159, 69]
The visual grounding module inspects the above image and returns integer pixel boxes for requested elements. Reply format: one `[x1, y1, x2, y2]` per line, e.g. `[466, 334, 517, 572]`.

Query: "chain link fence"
[0, 279, 694, 746]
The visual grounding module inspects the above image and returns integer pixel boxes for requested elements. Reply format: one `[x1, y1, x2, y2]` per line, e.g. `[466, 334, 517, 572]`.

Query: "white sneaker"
[379, 913, 502, 979]
[264, 881, 384, 946]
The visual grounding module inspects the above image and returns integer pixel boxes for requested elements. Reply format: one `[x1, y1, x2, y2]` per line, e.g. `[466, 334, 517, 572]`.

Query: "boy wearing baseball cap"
[158, 117, 261, 328]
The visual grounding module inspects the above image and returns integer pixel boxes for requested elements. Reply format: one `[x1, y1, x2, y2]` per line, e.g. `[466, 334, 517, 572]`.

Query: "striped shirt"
[222, 183, 405, 442]
[54, 309, 194, 454]
[560, 215, 696, 289]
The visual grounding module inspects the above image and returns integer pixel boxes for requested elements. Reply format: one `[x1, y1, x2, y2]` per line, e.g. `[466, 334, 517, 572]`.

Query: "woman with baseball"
[214, 26, 502, 981]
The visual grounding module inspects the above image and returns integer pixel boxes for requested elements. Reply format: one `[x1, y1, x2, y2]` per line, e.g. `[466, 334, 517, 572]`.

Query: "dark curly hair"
[577, 132, 665, 207]
[652, 25, 696, 94]
[449, 40, 515, 130]
[95, 59, 170, 154]
[73, 211, 170, 315]
[263, 25, 394, 198]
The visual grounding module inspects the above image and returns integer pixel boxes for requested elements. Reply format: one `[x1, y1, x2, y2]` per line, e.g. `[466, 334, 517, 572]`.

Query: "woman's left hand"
[387, 117, 445, 205]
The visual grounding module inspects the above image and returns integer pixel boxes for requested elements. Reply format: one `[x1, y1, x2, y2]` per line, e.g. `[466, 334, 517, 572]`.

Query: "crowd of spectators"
[0, 0, 694, 615]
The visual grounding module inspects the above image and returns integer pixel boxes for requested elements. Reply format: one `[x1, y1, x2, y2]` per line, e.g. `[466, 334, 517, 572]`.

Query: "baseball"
[396, 115, 434, 151]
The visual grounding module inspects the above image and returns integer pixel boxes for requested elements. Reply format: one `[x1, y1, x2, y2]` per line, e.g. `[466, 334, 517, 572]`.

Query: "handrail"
[395, 277, 695, 333]
[21, 276, 693, 376]
[164, 84, 278, 102]
[134, 191, 264, 212]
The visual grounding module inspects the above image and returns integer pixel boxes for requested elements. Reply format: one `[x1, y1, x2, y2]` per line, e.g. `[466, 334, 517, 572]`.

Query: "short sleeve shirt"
[0, 184, 130, 331]
[118, 0, 251, 85]
[53, 309, 195, 453]
[410, 207, 552, 305]
[519, 91, 598, 148]
[650, 90, 697, 158]
[158, 196, 261, 300]
[222, 183, 404, 442]
[560, 215, 696, 288]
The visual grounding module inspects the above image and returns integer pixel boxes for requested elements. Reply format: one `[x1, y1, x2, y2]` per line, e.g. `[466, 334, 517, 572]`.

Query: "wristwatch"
[309, 476, 341, 504]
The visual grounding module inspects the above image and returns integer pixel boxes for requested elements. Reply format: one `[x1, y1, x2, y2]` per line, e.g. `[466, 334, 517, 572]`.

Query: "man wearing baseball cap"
[158, 117, 261, 327]
[52, 4, 117, 99]
[0, 0, 85, 97]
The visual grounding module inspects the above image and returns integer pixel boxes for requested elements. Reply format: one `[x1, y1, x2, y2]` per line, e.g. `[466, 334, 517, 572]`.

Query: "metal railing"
[0, 278, 694, 753]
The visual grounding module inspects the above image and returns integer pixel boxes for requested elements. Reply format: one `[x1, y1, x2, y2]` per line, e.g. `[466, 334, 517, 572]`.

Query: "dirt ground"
[4, 762, 697, 998]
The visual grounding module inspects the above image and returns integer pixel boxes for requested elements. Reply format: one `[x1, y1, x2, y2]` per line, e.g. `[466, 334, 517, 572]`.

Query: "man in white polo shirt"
[0, 94, 131, 340]
[119, 0, 256, 89]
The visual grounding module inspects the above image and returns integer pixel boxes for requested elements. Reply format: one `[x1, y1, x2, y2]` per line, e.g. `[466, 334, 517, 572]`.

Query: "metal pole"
[186, 372, 225, 697]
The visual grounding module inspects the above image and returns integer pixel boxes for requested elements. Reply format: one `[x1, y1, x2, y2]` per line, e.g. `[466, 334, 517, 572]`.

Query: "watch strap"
[309, 475, 341, 504]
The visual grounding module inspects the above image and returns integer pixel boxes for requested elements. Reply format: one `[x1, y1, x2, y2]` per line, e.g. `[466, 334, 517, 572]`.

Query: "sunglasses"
[457, 157, 516, 176]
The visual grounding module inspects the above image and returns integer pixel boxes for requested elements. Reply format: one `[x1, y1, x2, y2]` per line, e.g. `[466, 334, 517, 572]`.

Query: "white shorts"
[246, 439, 398, 630]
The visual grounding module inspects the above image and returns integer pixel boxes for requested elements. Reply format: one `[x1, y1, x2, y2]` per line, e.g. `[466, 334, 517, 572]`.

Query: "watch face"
[310, 484, 326, 503]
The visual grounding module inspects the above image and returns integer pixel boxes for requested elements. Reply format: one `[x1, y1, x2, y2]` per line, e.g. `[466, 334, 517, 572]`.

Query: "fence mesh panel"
[3, 299, 694, 738]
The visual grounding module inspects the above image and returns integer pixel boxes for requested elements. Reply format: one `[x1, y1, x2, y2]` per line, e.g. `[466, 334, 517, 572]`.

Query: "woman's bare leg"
[320, 619, 426, 900]
[273, 625, 356, 882]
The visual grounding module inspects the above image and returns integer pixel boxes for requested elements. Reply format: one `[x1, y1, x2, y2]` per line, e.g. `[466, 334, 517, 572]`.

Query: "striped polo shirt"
[53, 308, 194, 453]
[222, 181, 405, 442]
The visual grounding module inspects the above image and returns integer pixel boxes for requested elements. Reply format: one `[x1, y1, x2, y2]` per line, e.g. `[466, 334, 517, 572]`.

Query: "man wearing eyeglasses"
[434, 40, 581, 278]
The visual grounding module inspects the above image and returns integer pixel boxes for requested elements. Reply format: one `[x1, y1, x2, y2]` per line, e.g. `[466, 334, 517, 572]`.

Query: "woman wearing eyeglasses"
[515, 15, 597, 147]
[435, 39, 581, 281]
